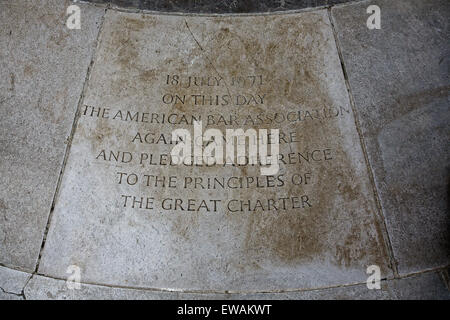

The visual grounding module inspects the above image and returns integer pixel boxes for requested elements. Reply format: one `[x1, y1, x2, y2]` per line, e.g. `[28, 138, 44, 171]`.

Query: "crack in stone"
[0, 286, 22, 297]
[184, 19, 233, 98]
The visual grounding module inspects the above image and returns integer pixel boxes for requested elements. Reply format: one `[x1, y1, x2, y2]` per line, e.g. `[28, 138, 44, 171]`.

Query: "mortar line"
[32, 7, 108, 275]
[20, 272, 33, 300]
[326, 8, 399, 278]
[31, 273, 375, 294]
[0, 264, 32, 299]
[24, 264, 449, 296]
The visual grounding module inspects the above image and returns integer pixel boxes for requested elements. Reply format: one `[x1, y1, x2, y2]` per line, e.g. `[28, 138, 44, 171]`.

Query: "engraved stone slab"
[39, 10, 391, 290]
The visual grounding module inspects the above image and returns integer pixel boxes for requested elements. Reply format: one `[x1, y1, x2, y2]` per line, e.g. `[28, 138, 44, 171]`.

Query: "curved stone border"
[79, 0, 357, 14]
[1, 263, 449, 299]
[22, 266, 450, 299]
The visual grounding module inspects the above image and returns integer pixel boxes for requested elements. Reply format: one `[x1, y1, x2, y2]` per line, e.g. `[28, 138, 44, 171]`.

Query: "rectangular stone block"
[39, 9, 391, 291]
[0, 0, 104, 271]
[331, 0, 450, 274]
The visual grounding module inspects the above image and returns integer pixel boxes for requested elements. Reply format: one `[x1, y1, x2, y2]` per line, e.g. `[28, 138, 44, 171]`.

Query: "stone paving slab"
[387, 268, 449, 300]
[24, 269, 449, 299]
[0, 292, 23, 300]
[39, 9, 391, 291]
[0, 292, 24, 300]
[331, 0, 450, 274]
[0, 0, 104, 271]
[0, 266, 31, 297]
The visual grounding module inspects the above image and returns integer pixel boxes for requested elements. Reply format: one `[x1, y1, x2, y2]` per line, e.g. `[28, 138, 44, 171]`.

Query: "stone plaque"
[39, 10, 390, 290]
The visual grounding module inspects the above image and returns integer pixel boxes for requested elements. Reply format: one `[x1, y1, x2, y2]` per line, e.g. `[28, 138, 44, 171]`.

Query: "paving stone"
[0, 292, 23, 300]
[0, 265, 31, 295]
[331, 0, 450, 274]
[0, 0, 104, 271]
[388, 270, 450, 300]
[23, 274, 387, 299]
[39, 9, 391, 291]
[84, 0, 356, 14]
[24, 270, 449, 299]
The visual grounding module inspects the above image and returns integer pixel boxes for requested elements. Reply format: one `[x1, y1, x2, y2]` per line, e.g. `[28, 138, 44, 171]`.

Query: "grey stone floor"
[0, 0, 449, 299]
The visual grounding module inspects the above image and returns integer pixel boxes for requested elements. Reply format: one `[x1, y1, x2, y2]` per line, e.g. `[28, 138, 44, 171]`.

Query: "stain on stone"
[138, 69, 157, 82]
[23, 65, 33, 77]
[49, 30, 70, 46]
[9, 73, 15, 92]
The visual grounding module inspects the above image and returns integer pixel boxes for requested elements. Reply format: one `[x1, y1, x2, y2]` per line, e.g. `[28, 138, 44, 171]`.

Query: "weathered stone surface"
[23, 274, 387, 299]
[0, 0, 104, 271]
[331, 0, 450, 274]
[24, 270, 450, 299]
[39, 9, 391, 290]
[388, 269, 450, 300]
[84, 0, 356, 13]
[0, 266, 31, 296]
[0, 292, 23, 300]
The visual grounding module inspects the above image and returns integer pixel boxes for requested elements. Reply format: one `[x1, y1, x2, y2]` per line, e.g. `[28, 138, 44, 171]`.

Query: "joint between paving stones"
[326, 7, 399, 278]
[32, 6, 109, 276]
